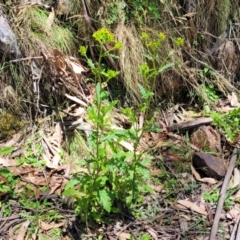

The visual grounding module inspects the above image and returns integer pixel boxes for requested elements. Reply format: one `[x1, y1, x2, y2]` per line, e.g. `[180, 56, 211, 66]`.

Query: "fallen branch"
[167, 117, 213, 131]
[210, 147, 239, 240]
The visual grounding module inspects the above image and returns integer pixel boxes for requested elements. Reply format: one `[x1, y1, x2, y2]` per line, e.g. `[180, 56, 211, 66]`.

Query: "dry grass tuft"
[115, 23, 144, 104]
[0, 6, 79, 115]
[14, 6, 77, 55]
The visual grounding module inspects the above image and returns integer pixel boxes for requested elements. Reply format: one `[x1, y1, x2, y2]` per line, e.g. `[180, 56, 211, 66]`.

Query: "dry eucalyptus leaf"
[52, 123, 63, 146]
[228, 92, 240, 107]
[40, 221, 65, 231]
[191, 165, 218, 184]
[16, 220, 30, 240]
[228, 204, 240, 221]
[0, 157, 17, 167]
[177, 199, 207, 216]
[117, 232, 131, 239]
[65, 58, 88, 74]
[145, 225, 158, 240]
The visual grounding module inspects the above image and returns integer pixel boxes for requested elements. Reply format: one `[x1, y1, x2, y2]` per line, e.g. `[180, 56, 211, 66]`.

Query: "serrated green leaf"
[101, 100, 118, 115]
[158, 62, 175, 73]
[65, 178, 80, 189]
[98, 189, 111, 212]
[138, 83, 154, 100]
[0, 147, 14, 155]
[87, 58, 95, 70]
[126, 194, 133, 205]
[141, 234, 151, 240]
[96, 176, 108, 186]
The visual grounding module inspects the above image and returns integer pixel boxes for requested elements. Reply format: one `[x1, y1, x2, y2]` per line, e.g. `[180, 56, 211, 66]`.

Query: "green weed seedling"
[64, 28, 153, 223]
[0, 202, 12, 217]
[201, 84, 219, 102]
[203, 189, 219, 204]
[127, 0, 161, 24]
[38, 228, 62, 240]
[199, 67, 215, 79]
[0, 168, 17, 197]
[183, 182, 199, 194]
[0, 146, 14, 155]
[105, 0, 162, 25]
[203, 186, 239, 210]
[19, 198, 63, 236]
[17, 136, 46, 168]
[194, 216, 208, 233]
[211, 106, 240, 141]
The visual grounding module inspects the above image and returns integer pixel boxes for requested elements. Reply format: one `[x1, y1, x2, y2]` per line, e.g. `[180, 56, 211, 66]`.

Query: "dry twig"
[230, 214, 240, 240]
[210, 147, 239, 239]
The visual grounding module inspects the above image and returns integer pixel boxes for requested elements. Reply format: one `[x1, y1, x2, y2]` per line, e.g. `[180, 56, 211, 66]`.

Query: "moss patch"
[0, 112, 25, 140]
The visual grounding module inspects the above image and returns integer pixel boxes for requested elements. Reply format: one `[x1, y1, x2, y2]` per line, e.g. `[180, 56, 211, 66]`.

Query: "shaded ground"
[0, 96, 240, 239]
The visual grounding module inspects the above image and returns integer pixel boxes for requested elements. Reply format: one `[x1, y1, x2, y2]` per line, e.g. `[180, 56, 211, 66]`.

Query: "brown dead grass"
[115, 23, 145, 104]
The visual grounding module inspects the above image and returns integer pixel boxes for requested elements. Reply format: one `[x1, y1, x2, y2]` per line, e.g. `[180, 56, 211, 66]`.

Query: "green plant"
[194, 216, 208, 232]
[140, 234, 151, 240]
[105, 0, 162, 25]
[19, 199, 63, 234]
[64, 28, 153, 223]
[204, 186, 240, 210]
[126, 0, 162, 24]
[203, 189, 219, 203]
[0, 168, 18, 196]
[140, 32, 183, 106]
[48, 228, 62, 239]
[17, 136, 46, 167]
[0, 146, 14, 155]
[199, 67, 215, 79]
[106, 1, 126, 25]
[0, 202, 12, 217]
[183, 182, 199, 194]
[163, 177, 179, 198]
[211, 107, 240, 141]
[201, 84, 219, 102]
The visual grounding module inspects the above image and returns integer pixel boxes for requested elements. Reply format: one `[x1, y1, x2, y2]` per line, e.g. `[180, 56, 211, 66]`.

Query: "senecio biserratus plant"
[64, 28, 183, 223]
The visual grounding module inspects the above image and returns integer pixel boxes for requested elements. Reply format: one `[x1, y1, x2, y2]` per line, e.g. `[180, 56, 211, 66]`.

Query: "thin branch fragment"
[210, 147, 239, 240]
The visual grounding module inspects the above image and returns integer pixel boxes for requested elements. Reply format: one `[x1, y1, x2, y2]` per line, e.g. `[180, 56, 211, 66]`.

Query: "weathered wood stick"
[167, 117, 213, 131]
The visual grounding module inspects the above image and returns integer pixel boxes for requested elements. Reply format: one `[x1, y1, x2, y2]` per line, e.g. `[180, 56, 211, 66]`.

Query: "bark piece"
[167, 117, 213, 131]
[192, 152, 227, 180]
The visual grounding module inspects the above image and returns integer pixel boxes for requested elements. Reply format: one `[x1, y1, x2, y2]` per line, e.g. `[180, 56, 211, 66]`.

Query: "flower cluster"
[93, 28, 115, 44]
[141, 32, 167, 51]
[174, 37, 184, 47]
[92, 28, 123, 50]
[159, 32, 166, 41]
[79, 46, 87, 57]
[139, 62, 150, 75]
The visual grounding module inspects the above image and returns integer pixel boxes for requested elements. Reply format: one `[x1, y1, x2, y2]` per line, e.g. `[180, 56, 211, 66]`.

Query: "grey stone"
[192, 152, 227, 180]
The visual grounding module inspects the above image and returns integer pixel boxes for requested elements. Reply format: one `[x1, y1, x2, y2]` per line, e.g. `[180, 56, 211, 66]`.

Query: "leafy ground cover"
[1, 87, 240, 239]
[0, 30, 240, 239]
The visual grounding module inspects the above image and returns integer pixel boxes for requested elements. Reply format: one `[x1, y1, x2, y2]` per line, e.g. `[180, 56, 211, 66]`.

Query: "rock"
[0, 7, 20, 57]
[192, 152, 227, 180]
[190, 126, 221, 152]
